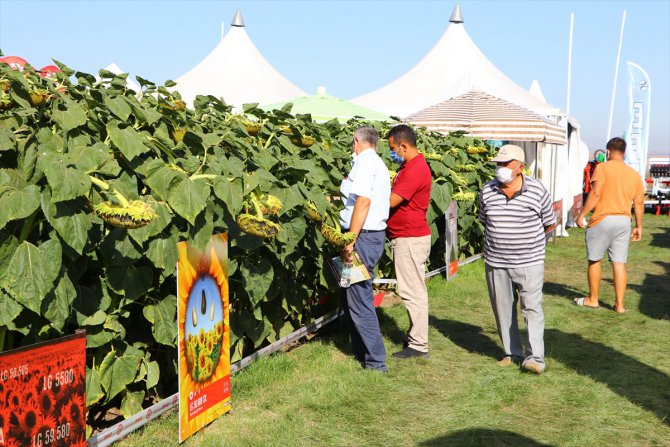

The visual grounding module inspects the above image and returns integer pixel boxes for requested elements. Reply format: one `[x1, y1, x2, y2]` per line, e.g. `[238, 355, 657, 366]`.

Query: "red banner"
[553, 199, 563, 228]
[0, 332, 86, 447]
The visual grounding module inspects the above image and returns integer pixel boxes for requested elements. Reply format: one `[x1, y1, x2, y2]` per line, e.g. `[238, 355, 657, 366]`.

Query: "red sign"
[552, 199, 563, 228]
[187, 375, 231, 420]
[0, 332, 87, 447]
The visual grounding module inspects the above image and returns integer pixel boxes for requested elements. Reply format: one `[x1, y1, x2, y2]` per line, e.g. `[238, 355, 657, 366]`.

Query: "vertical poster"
[0, 331, 86, 447]
[177, 234, 231, 443]
[624, 61, 651, 181]
[445, 201, 459, 281]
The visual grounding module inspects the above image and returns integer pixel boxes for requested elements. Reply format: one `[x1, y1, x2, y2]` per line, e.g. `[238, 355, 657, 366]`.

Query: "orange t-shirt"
[589, 160, 645, 227]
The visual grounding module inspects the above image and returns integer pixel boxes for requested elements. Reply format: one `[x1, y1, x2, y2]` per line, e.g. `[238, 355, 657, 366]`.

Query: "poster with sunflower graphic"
[0, 331, 86, 447]
[177, 233, 231, 443]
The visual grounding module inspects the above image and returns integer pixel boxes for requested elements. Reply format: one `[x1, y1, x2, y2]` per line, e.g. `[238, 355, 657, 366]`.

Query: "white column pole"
[606, 10, 627, 141]
[566, 12, 574, 116]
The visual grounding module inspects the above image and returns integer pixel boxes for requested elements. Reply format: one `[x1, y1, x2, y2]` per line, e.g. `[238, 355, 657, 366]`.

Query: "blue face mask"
[390, 150, 404, 164]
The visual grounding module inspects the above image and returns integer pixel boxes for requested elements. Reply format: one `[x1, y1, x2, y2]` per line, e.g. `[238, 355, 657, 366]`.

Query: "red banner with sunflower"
[0, 331, 86, 447]
[177, 234, 231, 443]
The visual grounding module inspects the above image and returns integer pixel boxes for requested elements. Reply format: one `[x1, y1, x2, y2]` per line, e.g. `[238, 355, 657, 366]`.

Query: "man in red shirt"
[386, 124, 433, 358]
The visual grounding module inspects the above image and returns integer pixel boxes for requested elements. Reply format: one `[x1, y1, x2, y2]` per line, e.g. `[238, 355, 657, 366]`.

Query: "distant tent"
[103, 63, 141, 91]
[351, 5, 561, 119]
[261, 86, 390, 123]
[521, 80, 589, 236]
[175, 10, 306, 108]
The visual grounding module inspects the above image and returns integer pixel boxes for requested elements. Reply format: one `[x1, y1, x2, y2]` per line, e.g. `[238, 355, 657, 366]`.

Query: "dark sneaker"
[392, 347, 429, 359]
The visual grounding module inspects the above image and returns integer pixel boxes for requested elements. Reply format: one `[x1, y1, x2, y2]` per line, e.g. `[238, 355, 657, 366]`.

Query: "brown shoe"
[497, 356, 513, 367]
[521, 361, 544, 374]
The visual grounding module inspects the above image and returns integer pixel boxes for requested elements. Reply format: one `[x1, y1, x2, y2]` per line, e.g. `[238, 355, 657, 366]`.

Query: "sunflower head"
[93, 199, 158, 229]
[236, 214, 280, 239]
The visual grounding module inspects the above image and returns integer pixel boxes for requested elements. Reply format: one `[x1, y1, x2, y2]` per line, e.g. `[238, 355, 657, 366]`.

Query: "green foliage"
[0, 62, 494, 423]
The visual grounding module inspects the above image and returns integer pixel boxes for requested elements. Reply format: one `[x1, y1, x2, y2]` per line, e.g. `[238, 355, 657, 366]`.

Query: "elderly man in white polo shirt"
[340, 126, 391, 372]
[478, 144, 556, 374]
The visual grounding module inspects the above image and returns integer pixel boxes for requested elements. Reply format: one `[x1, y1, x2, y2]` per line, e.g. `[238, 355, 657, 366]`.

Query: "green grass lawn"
[120, 215, 670, 447]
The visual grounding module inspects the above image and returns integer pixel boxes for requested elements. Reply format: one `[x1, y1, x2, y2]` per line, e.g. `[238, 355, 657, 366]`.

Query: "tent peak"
[231, 9, 245, 27]
[449, 4, 464, 23]
[316, 86, 327, 95]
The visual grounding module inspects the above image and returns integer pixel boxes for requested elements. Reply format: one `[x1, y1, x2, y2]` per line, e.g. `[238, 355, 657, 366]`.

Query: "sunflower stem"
[89, 176, 131, 207]
[251, 193, 265, 218]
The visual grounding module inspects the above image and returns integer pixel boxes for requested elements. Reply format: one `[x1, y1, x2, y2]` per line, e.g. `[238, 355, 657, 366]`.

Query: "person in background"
[478, 145, 556, 374]
[339, 126, 391, 372]
[385, 124, 433, 359]
[583, 150, 606, 204]
[575, 137, 645, 314]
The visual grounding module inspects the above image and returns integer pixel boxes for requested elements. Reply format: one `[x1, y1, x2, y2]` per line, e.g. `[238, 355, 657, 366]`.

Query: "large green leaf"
[43, 273, 77, 331]
[106, 122, 148, 161]
[142, 295, 177, 346]
[145, 235, 179, 272]
[105, 263, 153, 300]
[98, 350, 142, 401]
[120, 390, 145, 419]
[70, 142, 116, 173]
[86, 367, 105, 407]
[1, 240, 60, 313]
[431, 182, 452, 211]
[41, 189, 92, 254]
[0, 183, 40, 229]
[0, 233, 19, 285]
[0, 288, 24, 326]
[52, 102, 87, 131]
[213, 177, 243, 216]
[104, 95, 132, 121]
[167, 177, 210, 225]
[128, 202, 172, 245]
[240, 258, 274, 307]
[38, 153, 91, 202]
[145, 361, 160, 390]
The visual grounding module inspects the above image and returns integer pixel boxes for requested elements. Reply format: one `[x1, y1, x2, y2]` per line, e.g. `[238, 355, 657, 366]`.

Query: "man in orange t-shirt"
[575, 137, 645, 313]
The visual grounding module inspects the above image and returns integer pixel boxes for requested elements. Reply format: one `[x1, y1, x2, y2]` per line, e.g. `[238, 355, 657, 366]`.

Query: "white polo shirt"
[339, 147, 390, 231]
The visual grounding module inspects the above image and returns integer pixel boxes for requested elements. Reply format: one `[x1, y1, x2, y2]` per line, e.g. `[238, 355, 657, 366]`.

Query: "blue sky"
[1, 0, 668, 155]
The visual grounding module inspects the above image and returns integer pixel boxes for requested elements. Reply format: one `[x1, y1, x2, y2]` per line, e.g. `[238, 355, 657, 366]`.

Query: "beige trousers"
[391, 235, 432, 352]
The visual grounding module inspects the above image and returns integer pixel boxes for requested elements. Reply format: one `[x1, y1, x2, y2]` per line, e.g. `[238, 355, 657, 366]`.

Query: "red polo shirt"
[387, 154, 432, 239]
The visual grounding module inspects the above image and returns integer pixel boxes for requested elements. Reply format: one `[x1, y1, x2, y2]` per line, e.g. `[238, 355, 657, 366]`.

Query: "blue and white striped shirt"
[478, 176, 555, 268]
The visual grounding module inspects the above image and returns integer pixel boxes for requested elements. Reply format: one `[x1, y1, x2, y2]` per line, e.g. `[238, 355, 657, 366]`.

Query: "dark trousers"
[340, 230, 387, 371]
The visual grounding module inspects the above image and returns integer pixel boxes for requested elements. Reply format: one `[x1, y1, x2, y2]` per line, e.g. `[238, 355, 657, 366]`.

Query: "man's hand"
[576, 214, 587, 228]
[631, 227, 642, 242]
[340, 242, 354, 263]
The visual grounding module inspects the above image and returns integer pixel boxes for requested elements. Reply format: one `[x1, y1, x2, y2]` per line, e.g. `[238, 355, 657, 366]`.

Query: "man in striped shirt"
[478, 144, 556, 374]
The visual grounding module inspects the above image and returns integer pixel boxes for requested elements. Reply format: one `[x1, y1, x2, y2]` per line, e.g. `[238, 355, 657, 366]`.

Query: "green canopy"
[261, 87, 390, 123]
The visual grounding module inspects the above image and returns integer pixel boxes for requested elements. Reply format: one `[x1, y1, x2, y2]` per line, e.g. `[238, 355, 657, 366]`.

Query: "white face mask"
[496, 166, 515, 184]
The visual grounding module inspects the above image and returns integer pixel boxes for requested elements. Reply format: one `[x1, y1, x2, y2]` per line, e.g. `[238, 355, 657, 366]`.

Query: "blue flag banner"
[624, 62, 651, 179]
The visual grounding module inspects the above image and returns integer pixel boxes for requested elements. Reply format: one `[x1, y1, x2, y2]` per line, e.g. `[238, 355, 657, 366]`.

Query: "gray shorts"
[585, 215, 632, 263]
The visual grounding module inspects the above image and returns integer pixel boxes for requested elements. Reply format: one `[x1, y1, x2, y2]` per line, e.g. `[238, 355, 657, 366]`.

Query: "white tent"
[524, 80, 590, 236]
[102, 63, 141, 92]
[351, 5, 561, 119]
[174, 10, 306, 108]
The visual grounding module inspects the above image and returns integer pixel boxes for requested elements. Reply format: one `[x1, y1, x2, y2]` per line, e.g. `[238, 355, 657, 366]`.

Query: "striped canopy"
[406, 91, 567, 145]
